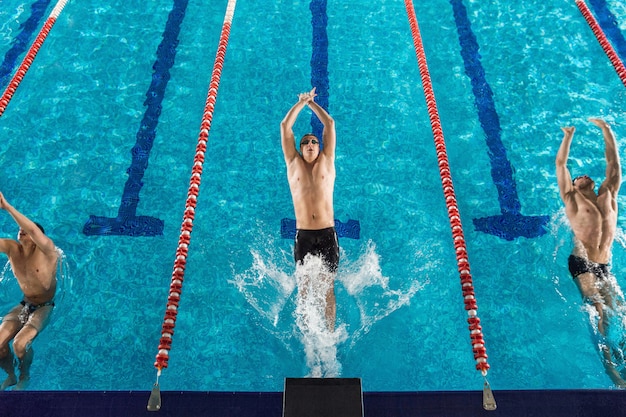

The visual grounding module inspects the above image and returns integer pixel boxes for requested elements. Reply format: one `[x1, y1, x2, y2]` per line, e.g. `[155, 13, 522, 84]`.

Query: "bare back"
[287, 153, 335, 230]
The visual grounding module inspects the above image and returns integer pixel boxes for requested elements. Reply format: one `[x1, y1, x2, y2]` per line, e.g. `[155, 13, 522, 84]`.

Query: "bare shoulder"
[40, 244, 59, 261]
[0, 238, 19, 256]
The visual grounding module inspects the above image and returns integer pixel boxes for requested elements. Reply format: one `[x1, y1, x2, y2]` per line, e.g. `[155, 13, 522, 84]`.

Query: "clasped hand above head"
[298, 87, 317, 104]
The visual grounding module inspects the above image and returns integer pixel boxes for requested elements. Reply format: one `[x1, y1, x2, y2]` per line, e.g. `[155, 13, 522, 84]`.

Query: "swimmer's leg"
[295, 268, 313, 333]
[575, 272, 609, 334]
[576, 273, 626, 387]
[12, 325, 38, 390]
[14, 347, 33, 390]
[321, 271, 336, 332]
[601, 346, 626, 388]
[297, 273, 311, 300]
[0, 353, 16, 390]
[325, 287, 336, 332]
[0, 321, 20, 390]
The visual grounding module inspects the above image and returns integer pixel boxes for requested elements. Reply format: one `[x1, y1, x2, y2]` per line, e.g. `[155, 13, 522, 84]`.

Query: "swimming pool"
[0, 0, 626, 394]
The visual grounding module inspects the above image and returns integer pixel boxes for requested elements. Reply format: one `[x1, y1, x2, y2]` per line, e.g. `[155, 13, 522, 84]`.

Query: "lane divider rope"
[403, 0, 496, 411]
[0, 0, 69, 117]
[576, 0, 626, 87]
[147, 0, 237, 411]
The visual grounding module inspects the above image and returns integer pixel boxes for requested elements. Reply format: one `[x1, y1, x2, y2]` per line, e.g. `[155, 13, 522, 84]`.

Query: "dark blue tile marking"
[588, 0, 626, 66]
[282, 1, 360, 240]
[310, 0, 329, 147]
[449, 0, 549, 241]
[281, 218, 361, 239]
[0, 0, 52, 90]
[83, 0, 189, 236]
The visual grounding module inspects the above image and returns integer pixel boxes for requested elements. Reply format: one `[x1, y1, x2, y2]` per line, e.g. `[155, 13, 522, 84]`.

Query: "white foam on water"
[294, 254, 346, 377]
[231, 238, 425, 377]
[338, 240, 427, 346]
[230, 249, 295, 327]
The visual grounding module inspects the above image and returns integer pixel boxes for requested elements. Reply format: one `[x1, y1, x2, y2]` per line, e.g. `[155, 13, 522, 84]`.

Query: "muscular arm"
[591, 118, 621, 196]
[281, 92, 312, 165]
[556, 126, 576, 202]
[0, 238, 16, 256]
[0, 192, 56, 256]
[308, 99, 336, 159]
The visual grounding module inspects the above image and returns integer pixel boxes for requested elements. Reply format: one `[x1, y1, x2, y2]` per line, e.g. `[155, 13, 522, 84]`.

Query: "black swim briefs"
[294, 227, 339, 273]
[568, 254, 611, 280]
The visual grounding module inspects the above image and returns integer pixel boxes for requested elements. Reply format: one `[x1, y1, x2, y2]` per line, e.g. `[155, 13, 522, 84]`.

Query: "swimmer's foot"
[14, 373, 29, 391]
[1, 374, 17, 390]
[604, 364, 626, 389]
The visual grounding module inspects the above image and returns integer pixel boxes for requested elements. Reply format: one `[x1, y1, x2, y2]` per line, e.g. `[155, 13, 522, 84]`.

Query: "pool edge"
[0, 389, 624, 416]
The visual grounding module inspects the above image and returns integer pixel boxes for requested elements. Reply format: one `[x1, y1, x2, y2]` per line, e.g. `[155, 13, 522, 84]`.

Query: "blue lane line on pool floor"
[281, 0, 360, 240]
[0, 0, 52, 91]
[83, 0, 189, 236]
[449, 0, 549, 241]
[309, 0, 329, 145]
[588, 0, 626, 67]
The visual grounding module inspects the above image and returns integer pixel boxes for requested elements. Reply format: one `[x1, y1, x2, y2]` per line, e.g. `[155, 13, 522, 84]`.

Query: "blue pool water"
[1, 0, 626, 393]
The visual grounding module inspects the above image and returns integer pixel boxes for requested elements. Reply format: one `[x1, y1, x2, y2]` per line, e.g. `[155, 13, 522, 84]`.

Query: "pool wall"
[1, 389, 625, 416]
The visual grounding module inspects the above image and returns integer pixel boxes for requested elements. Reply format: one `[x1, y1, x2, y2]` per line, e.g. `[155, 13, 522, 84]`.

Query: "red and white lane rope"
[576, 0, 626, 88]
[403, 1, 496, 410]
[0, 0, 69, 117]
[153, 0, 236, 380]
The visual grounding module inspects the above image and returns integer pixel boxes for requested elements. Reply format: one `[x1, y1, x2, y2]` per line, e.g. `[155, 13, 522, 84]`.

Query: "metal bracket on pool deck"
[283, 378, 364, 417]
[281, 218, 361, 239]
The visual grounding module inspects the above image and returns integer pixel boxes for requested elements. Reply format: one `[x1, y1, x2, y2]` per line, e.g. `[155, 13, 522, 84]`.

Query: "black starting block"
[283, 378, 363, 417]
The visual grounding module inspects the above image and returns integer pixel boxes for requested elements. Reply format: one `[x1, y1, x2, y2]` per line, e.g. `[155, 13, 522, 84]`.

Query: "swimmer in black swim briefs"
[568, 254, 611, 281]
[294, 227, 339, 272]
[567, 254, 616, 308]
[556, 119, 626, 387]
[281, 87, 338, 332]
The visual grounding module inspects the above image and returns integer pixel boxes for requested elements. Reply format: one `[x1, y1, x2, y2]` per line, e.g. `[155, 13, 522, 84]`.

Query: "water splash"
[0, 261, 21, 313]
[549, 210, 574, 301]
[230, 249, 295, 327]
[54, 247, 73, 306]
[550, 209, 571, 258]
[339, 240, 427, 346]
[231, 239, 425, 377]
[295, 254, 346, 377]
[0, 261, 11, 284]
